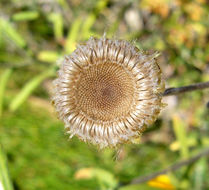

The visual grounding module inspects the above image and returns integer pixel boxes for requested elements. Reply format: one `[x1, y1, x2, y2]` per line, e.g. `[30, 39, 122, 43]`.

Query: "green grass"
[0, 102, 176, 190]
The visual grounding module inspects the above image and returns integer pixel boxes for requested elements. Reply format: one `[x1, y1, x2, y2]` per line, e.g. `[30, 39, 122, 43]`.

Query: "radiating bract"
[52, 37, 165, 148]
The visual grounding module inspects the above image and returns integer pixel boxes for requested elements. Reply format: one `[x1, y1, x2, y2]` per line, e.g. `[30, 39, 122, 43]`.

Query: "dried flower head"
[52, 37, 165, 148]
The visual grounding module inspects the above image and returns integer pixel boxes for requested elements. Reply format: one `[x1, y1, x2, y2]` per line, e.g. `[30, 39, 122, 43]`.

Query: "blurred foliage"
[0, 145, 13, 190]
[0, 0, 208, 189]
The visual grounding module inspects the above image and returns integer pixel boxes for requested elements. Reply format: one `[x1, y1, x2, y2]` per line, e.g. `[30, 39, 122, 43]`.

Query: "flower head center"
[101, 86, 114, 98]
[76, 62, 135, 122]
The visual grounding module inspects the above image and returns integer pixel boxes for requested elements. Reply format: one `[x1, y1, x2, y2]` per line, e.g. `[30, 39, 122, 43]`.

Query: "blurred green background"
[0, 0, 209, 189]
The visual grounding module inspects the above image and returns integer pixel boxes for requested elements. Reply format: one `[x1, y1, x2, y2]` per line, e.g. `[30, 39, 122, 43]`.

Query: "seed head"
[52, 37, 165, 148]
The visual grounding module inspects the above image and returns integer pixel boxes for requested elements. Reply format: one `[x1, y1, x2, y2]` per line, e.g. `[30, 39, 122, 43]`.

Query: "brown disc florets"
[52, 37, 165, 148]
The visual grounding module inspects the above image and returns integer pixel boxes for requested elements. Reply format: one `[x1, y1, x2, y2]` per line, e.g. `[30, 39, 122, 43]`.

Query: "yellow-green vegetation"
[0, 0, 208, 190]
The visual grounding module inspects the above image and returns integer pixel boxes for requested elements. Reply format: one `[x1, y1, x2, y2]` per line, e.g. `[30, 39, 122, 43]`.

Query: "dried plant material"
[140, 0, 170, 18]
[52, 37, 165, 148]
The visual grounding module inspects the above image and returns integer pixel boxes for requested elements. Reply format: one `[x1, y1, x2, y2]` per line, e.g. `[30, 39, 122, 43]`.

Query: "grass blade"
[0, 145, 14, 190]
[0, 68, 12, 118]
[172, 114, 189, 158]
[193, 158, 207, 190]
[0, 18, 26, 48]
[48, 13, 64, 41]
[82, 0, 108, 39]
[12, 11, 39, 21]
[65, 18, 82, 53]
[37, 50, 60, 63]
[9, 68, 55, 112]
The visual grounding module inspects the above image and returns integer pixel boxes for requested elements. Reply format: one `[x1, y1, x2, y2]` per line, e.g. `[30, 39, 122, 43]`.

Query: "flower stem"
[131, 147, 209, 184]
[163, 81, 209, 96]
